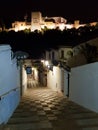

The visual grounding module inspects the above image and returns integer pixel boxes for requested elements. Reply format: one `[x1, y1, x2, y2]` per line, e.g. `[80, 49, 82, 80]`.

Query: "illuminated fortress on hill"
[10, 11, 97, 32]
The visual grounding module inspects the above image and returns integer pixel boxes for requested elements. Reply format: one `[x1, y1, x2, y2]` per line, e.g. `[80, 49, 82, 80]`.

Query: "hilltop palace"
[10, 11, 97, 32]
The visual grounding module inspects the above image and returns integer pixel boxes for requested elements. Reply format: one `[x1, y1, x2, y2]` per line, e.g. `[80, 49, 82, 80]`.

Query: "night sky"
[0, 0, 98, 26]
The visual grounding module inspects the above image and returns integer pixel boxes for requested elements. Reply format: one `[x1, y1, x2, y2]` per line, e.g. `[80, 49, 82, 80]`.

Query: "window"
[49, 52, 51, 59]
[52, 51, 55, 60]
[61, 50, 64, 58]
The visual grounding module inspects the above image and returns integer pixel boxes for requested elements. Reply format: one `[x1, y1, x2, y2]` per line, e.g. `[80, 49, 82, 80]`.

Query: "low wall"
[0, 45, 20, 124]
[0, 88, 20, 124]
[69, 62, 98, 113]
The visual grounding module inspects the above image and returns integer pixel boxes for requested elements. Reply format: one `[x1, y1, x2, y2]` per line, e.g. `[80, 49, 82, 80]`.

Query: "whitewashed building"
[12, 21, 31, 32]
[0, 45, 20, 124]
[45, 46, 73, 65]
[69, 62, 98, 113]
[42, 46, 72, 96]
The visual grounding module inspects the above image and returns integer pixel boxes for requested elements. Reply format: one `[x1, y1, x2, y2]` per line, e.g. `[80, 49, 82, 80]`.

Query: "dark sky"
[0, 0, 98, 26]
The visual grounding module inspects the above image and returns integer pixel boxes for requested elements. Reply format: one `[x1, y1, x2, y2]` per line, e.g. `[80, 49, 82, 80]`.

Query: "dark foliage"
[0, 26, 98, 58]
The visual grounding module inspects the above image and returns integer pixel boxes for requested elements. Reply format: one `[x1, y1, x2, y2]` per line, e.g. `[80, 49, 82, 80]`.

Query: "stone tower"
[31, 12, 42, 31]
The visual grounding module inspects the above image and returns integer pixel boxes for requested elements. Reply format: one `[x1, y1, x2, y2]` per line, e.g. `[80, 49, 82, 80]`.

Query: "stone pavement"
[2, 87, 98, 130]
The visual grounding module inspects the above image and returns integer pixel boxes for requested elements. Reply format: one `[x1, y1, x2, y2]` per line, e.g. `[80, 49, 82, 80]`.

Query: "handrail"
[0, 87, 20, 100]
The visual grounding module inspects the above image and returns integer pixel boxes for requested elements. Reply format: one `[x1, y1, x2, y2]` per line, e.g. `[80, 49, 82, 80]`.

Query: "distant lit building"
[31, 12, 67, 31]
[11, 12, 67, 32]
[0, 27, 2, 32]
[31, 12, 43, 31]
[9, 11, 98, 32]
[12, 21, 31, 32]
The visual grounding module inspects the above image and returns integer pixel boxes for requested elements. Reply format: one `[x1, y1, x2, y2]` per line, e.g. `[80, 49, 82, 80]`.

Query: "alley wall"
[0, 45, 20, 124]
[69, 62, 98, 113]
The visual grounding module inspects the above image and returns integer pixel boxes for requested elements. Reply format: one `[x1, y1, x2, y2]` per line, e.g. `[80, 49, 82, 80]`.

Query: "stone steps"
[77, 118, 98, 126]
[8, 116, 40, 124]
[2, 87, 98, 130]
[12, 112, 35, 117]
[4, 121, 52, 130]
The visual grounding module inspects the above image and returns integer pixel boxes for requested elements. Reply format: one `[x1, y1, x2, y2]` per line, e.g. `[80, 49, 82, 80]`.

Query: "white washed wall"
[0, 45, 20, 124]
[47, 66, 69, 97]
[69, 62, 98, 113]
[32, 67, 39, 86]
[58, 47, 72, 59]
[45, 50, 59, 61]
[47, 66, 62, 92]
[22, 66, 27, 94]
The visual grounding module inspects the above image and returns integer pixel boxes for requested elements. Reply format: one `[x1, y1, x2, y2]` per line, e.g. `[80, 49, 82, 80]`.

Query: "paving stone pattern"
[2, 87, 98, 130]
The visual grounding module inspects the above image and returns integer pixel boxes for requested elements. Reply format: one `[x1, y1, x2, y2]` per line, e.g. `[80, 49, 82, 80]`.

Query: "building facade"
[10, 11, 98, 32]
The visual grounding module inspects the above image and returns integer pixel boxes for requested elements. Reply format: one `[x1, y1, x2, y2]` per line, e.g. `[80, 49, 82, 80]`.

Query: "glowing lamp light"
[59, 23, 65, 31]
[45, 61, 49, 66]
[47, 64, 53, 71]
[41, 60, 44, 63]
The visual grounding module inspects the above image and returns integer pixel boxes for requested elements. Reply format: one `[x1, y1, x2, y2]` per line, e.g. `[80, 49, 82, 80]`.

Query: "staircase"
[2, 87, 98, 130]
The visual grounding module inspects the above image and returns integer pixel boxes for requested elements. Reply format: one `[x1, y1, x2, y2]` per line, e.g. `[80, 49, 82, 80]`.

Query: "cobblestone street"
[2, 87, 98, 130]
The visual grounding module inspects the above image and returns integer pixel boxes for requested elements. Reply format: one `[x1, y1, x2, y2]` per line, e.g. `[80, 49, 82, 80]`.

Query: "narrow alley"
[2, 87, 98, 130]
